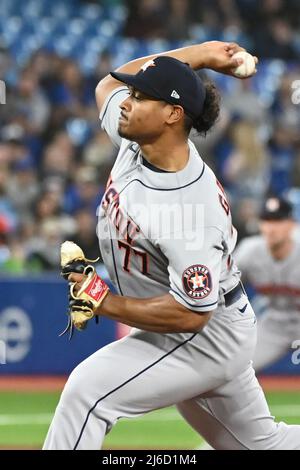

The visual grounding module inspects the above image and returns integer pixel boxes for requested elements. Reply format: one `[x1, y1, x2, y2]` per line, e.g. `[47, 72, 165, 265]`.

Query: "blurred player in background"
[234, 197, 300, 371]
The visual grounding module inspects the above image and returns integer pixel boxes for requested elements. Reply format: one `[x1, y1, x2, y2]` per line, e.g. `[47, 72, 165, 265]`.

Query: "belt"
[224, 282, 246, 308]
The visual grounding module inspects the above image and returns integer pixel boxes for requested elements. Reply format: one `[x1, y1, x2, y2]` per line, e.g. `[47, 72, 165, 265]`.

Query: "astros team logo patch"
[182, 265, 212, 299]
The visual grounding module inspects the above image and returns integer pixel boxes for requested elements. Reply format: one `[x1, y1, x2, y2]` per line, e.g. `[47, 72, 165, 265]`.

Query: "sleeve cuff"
[170, 289, 218, 313]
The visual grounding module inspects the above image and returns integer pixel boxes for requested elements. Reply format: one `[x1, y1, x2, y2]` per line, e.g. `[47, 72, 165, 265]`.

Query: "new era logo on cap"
[171, 90, 180, 99]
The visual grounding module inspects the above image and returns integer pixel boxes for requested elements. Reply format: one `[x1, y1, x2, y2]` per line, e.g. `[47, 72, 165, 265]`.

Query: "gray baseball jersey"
[234, 235, 300, 313]
[97, 86, 240, 312]
[44, 87, 300, 450]
[234, 235, 300, 370]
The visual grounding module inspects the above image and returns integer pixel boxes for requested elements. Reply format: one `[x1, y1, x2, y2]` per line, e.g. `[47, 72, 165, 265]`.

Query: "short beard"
[118, 124, 160, 145]
[118, 127, 134, 140]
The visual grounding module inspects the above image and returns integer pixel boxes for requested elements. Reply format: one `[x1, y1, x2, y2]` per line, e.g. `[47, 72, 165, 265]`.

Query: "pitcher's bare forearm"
[67, 272, 211, 333]
[113, 42, 243, 75]
[97, 292, 211, 334]
[95, 41, 253, 111]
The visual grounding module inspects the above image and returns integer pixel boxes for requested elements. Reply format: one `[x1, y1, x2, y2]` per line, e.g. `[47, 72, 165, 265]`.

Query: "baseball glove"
[60, 241, 109, 339]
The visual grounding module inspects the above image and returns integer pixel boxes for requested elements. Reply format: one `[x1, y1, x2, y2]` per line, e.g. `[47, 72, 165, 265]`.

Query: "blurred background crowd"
[0, 0, 300, 273]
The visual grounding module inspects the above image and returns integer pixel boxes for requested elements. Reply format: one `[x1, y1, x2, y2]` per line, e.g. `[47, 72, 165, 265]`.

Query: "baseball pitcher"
[43, 41, 300, 450]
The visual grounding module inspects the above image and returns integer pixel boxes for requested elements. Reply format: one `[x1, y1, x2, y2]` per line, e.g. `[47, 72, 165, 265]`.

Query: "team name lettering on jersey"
[102, 184, 140, 245]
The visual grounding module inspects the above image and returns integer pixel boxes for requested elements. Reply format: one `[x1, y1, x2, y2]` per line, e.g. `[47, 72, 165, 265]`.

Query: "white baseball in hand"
[232, 51, 256, 78]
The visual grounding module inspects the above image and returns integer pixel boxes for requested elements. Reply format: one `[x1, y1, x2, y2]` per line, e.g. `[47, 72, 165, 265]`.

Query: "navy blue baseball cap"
[110, 56, 206, 120]
[259, 197, 293, 221]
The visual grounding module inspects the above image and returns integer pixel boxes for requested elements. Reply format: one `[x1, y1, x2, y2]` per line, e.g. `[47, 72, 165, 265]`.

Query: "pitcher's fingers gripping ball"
[231, 51, 257, 78]
[60, 241, 109, 338]
[231, 50, 257, 78]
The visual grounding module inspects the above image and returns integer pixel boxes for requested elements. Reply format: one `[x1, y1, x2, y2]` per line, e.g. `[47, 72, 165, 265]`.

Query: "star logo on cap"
[140, 59, 156, 72]
[266, 198, 280, 212]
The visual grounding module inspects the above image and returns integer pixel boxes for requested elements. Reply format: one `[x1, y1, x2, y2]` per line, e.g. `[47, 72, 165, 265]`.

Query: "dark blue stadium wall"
[0, 276, 116, 374]
[0, 277, 299, 375]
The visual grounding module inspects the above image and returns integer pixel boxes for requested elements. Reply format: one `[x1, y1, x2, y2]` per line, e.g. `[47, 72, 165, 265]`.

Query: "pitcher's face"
[118, 87, 173, 144]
